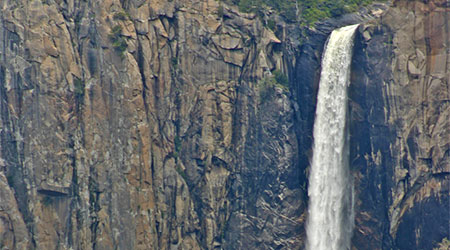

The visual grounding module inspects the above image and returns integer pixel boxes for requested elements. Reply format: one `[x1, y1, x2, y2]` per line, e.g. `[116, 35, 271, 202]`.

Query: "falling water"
[306, 24, 359, 250]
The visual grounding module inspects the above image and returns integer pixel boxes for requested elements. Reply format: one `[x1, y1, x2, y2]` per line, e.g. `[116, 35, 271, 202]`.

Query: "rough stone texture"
[349, 0, 449, 249]
[0, 0, 301, 249]
[0, 0, 448, 249]
[0, 172, 31, 249]
[292, 0, 448, 249]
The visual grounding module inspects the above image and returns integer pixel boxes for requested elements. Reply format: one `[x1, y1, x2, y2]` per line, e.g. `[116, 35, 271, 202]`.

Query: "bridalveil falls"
[306, 24, 359, 250]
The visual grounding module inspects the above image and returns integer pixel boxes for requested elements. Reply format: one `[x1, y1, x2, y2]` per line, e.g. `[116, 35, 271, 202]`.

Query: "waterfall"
[306, 24, 359, 250]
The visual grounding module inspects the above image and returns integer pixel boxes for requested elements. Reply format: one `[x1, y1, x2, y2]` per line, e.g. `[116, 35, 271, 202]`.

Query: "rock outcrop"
[0, 0, 301, 249]
[0, 0, 448, 249]
[292, 0, 448, 249]
[350, 0, 449, 249]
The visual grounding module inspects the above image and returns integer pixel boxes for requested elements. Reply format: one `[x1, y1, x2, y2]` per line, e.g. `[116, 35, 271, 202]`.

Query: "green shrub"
[110, 25, 122, 35]
[74, 78, 85, 102]
[266, 18, 276, 31]
[108, 25, 128, 58]
[74, 78, 85, 110]
[258, 75, 275, 102]
[273, 70, 289, 88]
[113, 11, 129, 21]
[113, 39, 128, 53]
[258, 70, 289, 102]
[174, 136, 181, 153]
[172, 135, 182, 159]
[218, 4, 225, 18]
[226, 0, 386, 26]
[238, 0, 257, 13]
[171, 57, 178, 68]
[176, 167, 188, 182]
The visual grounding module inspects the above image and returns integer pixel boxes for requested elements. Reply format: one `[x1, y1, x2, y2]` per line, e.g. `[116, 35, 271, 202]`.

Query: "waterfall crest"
[306, 24, 359, 250]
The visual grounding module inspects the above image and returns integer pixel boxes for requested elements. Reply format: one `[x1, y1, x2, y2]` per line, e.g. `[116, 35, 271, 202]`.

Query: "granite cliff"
[351, 0, 449, 248]
[0, 0, 448, 249]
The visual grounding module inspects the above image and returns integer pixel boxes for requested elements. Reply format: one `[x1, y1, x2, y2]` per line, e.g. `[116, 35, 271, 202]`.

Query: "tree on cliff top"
[225, 0, 383, 25]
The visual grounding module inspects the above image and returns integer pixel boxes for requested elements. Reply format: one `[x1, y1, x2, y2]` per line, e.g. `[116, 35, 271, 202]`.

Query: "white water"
[306, 24, 359, 250]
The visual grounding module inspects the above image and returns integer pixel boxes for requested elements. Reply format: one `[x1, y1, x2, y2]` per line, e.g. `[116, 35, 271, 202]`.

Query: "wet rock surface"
[292, 0, 448, 249]
[349, 0, 449, 249]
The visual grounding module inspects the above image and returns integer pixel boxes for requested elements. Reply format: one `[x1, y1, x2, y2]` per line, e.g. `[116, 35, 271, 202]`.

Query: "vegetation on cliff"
[258, 70, 289, 102]
[108, 25, 128, 58]
[224, 0, 384, 25]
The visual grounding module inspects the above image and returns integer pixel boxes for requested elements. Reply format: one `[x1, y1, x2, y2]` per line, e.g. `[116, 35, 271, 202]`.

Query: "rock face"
[0, 0, 448, 249]
[350, 0, 449, 249]
[0, 0, 301, 249]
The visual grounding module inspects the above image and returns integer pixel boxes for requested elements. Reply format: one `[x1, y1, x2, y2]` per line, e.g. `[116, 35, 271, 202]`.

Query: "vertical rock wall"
[0, 0, 448, 249]
[291, 0, 448, 249]
[350, 0, 449, 249]
[0, 0, 302, 249]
